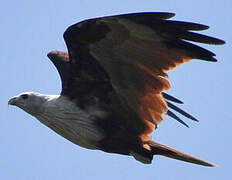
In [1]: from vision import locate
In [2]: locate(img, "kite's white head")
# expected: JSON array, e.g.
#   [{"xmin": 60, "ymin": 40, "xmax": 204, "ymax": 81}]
[{"xmin": 8, "ymin": 92, "xmax": 51, "ymax": 116}]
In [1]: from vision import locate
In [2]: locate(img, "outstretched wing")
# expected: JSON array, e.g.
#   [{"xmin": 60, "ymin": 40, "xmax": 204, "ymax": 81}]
[{"xmin": 50, "ymin": 12, "xmax": 224, "ymax": 139}]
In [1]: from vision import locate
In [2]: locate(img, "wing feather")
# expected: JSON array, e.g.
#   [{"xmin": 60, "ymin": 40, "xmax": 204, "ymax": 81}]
[
  {"xmin": 63, "ymin": 12, "xmax": 224, "ymax": 138},
  {"xmin": 167, "ymin": 110, "xmax": 189, "ymax": 128},
  {"xmin": 162, "ymin": 92, "xmax": 183, "ymax": 104},
  {"xmin": 166, "ymin": 101, "xmax": 198, "ymax": 122}
]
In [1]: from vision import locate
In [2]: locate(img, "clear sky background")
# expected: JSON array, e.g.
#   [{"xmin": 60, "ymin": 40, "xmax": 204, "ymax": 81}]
[{"xmin": 1, "ymin": 0, "xmax": 231, "ymax": 179}]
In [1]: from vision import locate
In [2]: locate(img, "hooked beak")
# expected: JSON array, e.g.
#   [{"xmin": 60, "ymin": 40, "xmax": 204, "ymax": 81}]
[{"xmin": 8, "ymin": 97, "xmax": 18, "ymax": 106}]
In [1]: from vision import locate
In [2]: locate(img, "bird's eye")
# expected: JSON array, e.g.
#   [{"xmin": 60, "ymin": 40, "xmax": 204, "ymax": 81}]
[{"xmin": 21, "ymin": 94, "xmax": 29, "ymax": 100}]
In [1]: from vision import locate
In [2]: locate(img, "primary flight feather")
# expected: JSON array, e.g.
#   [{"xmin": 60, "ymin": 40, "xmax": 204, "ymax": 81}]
[{"xmin": 8, "ymin": 12, "xmax": 225, "ymax": 166}]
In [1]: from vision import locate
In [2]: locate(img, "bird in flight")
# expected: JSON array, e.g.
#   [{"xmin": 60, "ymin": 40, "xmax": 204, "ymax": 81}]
[{"xmin": 8, "ymin": 12, "xmax": 225, "ymax": 166}]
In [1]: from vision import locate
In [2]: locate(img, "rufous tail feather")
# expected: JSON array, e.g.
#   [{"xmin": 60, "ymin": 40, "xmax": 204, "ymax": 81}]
[{"xmin": 147, "ymin": 140, "xmax": 215, "ymax": 167}]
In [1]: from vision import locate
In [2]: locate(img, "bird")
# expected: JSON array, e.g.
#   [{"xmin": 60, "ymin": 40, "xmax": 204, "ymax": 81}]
[{"xmin": 8, "ymin": 12, "xmax": 225, "ymax": 166}]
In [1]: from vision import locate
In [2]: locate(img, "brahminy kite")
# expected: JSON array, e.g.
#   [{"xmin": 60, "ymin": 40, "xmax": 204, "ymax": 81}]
[{"xmin": 8, "ymin": 12, "xmax": 225, "ymax": 166}]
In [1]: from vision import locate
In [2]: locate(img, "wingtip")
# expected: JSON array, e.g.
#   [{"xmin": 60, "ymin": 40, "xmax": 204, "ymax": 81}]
[
  {"xmin": 47, "ymin": 50, "xmax": 60, "ymax": 59},
  {"xmin": 167, "ymin": 110, "xmax": 190, "ymax": 128},
  {"xmin": 211, "ymin": 57, "xmax": 218, "ymax": 62},
  {"xmin": 158, "ymin": 12, "xmax": 175, "ymax": 19},
  {"xmin": 47, "ymin": 50, "xmax": 69, "ymax": 63},
  {"xmin": 199, "ymin": 24, "xmax": 210, "ymax": 31},
  {"xmin": 213, "ymin": 38, "xmax": 226, "ymax": 45},
  {"xmin": 187, "ymin": 114, "xmax": 199, "ymax": 122},
  {"xmin": 221, "ymin": 40, "xmax": 226, "ymax": 45},
  {"xmin": 166, "ymin": 101, "xmax": 199, "ymax": 122}
]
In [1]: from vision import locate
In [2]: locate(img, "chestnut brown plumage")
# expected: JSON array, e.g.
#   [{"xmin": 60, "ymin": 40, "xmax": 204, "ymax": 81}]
[{"xmin": 9, "ymin": 12, "xmax": 225, "ymax": 166}]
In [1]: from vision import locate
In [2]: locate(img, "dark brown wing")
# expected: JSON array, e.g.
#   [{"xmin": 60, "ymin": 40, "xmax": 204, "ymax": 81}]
[
  {"xmin": 57, "ymin": 12, "xmax": 224, "ymax": 140},
  {"xmin": 47, "ymin": 50, "xmax": 113, "ymax": 110},
  {"xmin": 47, "ymin": 51, "xmax": 70, "ymax": 90}
]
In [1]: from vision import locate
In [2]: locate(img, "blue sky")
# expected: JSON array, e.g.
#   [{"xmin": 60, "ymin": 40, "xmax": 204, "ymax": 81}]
[{"xmin": 1, "ymin": 0, "xmax": 231, "ymax": 179}]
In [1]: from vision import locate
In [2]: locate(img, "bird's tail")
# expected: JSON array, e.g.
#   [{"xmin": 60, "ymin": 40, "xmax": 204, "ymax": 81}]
[{"xmin": 147, "ymin": 140, "xmax": 215, "ymax": 167}]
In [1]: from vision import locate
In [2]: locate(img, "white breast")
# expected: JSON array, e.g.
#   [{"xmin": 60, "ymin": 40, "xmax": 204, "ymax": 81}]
[{"xmin": 35, "ymin": 95, "xmax": 106, "ymax": 150}]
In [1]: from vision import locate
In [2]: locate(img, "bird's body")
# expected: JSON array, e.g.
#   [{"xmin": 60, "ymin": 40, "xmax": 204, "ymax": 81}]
[
  {"xmin": 9, "ymin": 12, "xmax": 225, "ymax": 166},
  {"xmin": 36, "ymin": 94, "xmax": 103, "ymax": 150}
]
